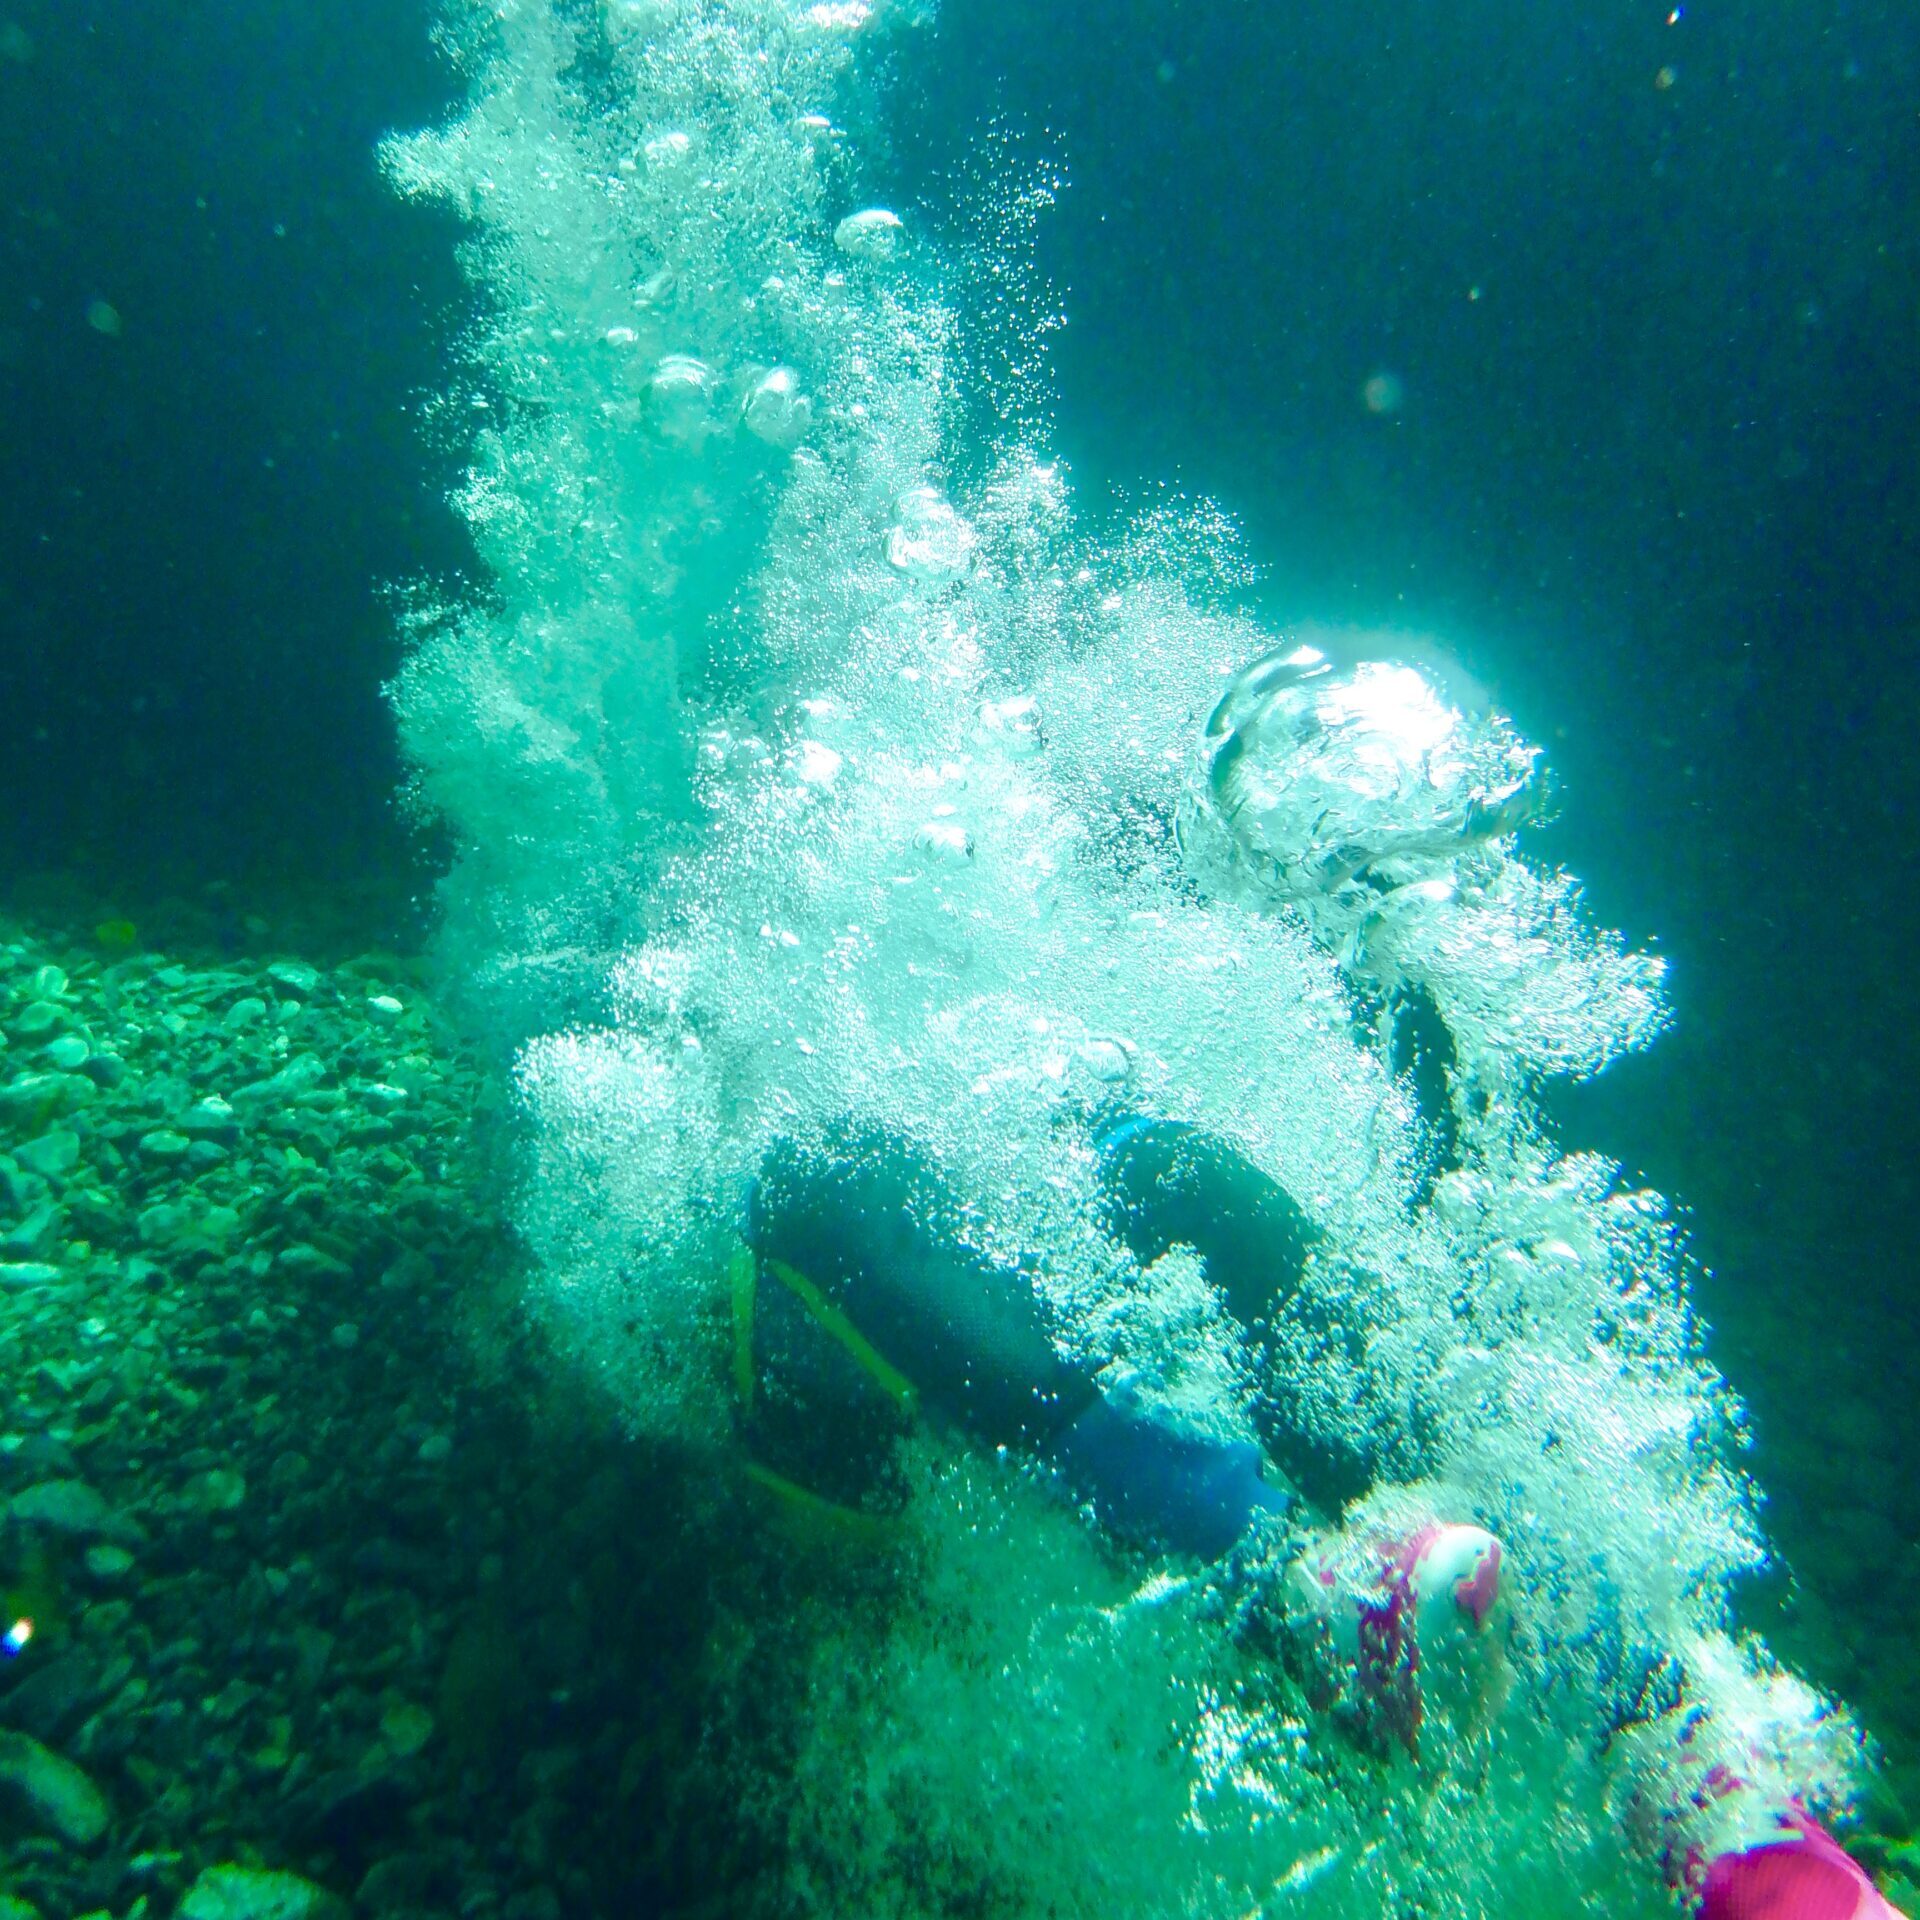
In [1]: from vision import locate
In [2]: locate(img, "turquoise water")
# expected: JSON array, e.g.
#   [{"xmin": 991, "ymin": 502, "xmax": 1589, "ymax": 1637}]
[{"xmin": 1, "ymin": 2, "xmax": 1916, "ymax": 1915}]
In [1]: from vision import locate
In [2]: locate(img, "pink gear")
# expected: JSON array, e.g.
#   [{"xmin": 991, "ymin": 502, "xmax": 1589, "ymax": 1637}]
[
  {"xmin": 1693, "ymin": 1801, "xmax": 1908, "ymax": 1920},
  {"xmin": 1289, "ymin": 1518, "xmax": 1505, "ymax": 1751}
]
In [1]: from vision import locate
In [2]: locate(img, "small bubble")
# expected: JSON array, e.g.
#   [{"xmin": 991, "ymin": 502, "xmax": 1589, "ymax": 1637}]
[
  {"xmin": 978, "ymin": 695, "xmax": 1044, "ymax": 756},
  {"xmin": 1362, "ymin": 370, "xmax": 1403, "ymax": 415},
  {"xmin": 834, "ymin": 207, "xmax": 904, "ymax": 262},
  {"xmin": 1076, "ymin": 1037, "xmax": 1135, "ymax": 1083},
  {"xmin": 793, "ymin": 738, "xmax": 844, "ymax": 788},
  {"xmin": 913, "ymin": 815, "xmax": 974, "ymax": 863},
  {"xmin": 742, "ymin": 365, "xmax": 813, "ymax": 448},
  {"xmin": 886, "ymin": 486, "xmax": 977, "ymax": 582},
  {"xmin": 647, "ymin": 353, "xmax": 718, "ymax": 444},
  {"xmin": 634, "ymin": 266, "xmax": 676, "ymax": 307}
]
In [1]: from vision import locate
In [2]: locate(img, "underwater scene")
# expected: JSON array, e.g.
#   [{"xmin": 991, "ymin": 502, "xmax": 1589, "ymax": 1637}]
[{"xmin": 2, "ymin": 1, "xmax": 1918, "ymax": 1916}]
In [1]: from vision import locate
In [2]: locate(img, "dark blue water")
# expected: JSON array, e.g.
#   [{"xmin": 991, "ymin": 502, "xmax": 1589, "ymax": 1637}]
[
  {"xmin": 0, "ymin": 0, "xmax": 467, "ymax": 899},
  {"xmin": 1, "ymin": 0, "xmax": 1915, "ymax": 1840}
]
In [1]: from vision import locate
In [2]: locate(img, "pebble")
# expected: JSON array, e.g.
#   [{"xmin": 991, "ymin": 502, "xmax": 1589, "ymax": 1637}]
[
  {"xmin": 0, "ymin": 1070, "xmax": 75, "ymax": 1117},
  {"xmin": 268, "ymin": 962, "xmax": 322, "ymax": 1000},
  {"xmin": 266, "ymin": 1449, "xmax": 310, "ymax": 1493},
  {"xmin": 26, "ymin": 964, "xmax": 68, "ymax": 999},
  {"xmin": 0, "ymin": 1160, "xmax": 40, "ymax": 1212},
  {"xmin": 42, "ymin": 1033, "xmax": 90, "ymax": 1071},
  {"xmin": 381, "ymin": 1247, "xmax": 436, "ymax": 1291},
  {"xmin": 291, "ymin": 1624, "xmax": 334, "ymax": 1688},
  {"xmin": 0, "ymin": 1202, "xmax": 60, "ymax": 1258},
  {"xmin": 380, "ymin": 1700, "xmax": 436, "ymax": 1758},
  {"xmin": 15, "ymin": 1130, "xmax": 81, "ymax": 1179},
  {"xmin": 0, "ymin": 1728, "xmax": 110, "ymax": 1847},
  {"xmin": 10, "ymin": 1478, "xmax": 137, "ymax": 1542},
  {"xmin": 13, "ymin": 1000, "xmax": 62, "ymax": 1037},
  {"xmin": 180, "ymin": 1096, "xmax": 240, "ymax": 1137},
  {"xmin": 176, "ymin": 1864, "xmax": 346, "ymax": 1920},
  {"xmin": 197, "ymin": 1203, "xmax": 242, "ymax": 1249},
  {"xmin": 137, "ymin": 1200, "xmax": 191, "ymax": 1247},
  {"xmin": 278, "ymin": 1243, "xmax": 351, "ymax": 1282},
  {"xmin": 234, "ymin": 1053, "xmax": 328, "ymax": 1106},
  {"xmin": 1, "ymin": 1432, "xmax": 78, "ymax": 1480},
  {"xmin": 11, "ymin": 1482, "xmax": 110, "ymax": 1528},
  {"xmin": 2, "ymin": 1648, "xmax": 119, "ymax": 1743},
  {"xmin": 0, "ymin": 931, "xmax": 537, "ymax": 1903},
  {"xmin": 184, "ymin": 1466, "xmax": 248, "ymax": 1513},
  {"xmin": 83, "ymin": 1541, "xmax": 135, "ymax": 1581}
]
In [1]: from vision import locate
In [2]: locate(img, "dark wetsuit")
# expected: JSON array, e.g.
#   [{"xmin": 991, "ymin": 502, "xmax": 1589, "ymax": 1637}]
[{"xmin": 742, "ymin": 1114, "xmax": 1358, "ymax": 1558}]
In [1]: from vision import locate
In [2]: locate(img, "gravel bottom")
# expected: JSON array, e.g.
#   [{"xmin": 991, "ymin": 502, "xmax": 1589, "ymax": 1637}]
[{"xmin": 0, "ymin": 910, "xmax": 788, "ymax": 1920}]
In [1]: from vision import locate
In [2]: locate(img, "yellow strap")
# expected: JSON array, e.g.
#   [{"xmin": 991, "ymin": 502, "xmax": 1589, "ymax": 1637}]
[
  {"xmin": 762, "ymin": 1257, "xmax": 919, "ymax": 1412},
  {"xmin": 742, "ymin": 1459, "xmax": 899, "ymax": 1543},
  {"xmin": 729, "ymin": 1246, "xmax": 758, "ymax": 1412},
  {"xmin": 731, "ymin": 1247, "xmax": 912, "ymax": 1548}
]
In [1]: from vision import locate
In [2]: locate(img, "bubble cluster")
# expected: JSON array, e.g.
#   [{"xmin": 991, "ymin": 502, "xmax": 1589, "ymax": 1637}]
[{"xmin": 383, "ymin": 2, "xmax": 1866, "ymax": 1914}]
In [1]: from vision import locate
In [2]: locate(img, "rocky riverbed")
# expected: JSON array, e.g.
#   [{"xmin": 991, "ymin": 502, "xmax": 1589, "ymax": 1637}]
[{"xmin": 0, "ymin": 911, "xmax": 775, "ymax": 1920}]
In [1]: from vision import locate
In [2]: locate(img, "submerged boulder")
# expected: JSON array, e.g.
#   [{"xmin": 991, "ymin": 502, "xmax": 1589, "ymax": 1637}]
[{"xmin": 176, "ymin": 1865, "xmax": 346, "ymax": 1920}]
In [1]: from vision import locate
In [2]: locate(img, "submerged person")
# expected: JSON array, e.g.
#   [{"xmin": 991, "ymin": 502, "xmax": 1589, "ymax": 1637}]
[{"xmin": 735, "ymin": 1114, "xmax": 1909, "ymax": 1920}]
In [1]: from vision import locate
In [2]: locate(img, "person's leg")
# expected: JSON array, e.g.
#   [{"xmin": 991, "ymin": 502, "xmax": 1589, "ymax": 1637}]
[
  {"xmin": 748, "ymin": 1127, "xmax": 1092, "ymax": 1452},
  {"xmin": 743, "ymin": 1126, "xmax": 1289, "ymax": 1559},
  {"xmin": 1087, "ymin": 1110, "xmax": 1908, "ymax": 1901},
  {"xmin": 1092, "ymin": 1113, "xmax": 1318, "ymax": 1334},
  {"xmin": 1092, "ymin": 1111, "xmax": 1372, "ymax": 1513}
]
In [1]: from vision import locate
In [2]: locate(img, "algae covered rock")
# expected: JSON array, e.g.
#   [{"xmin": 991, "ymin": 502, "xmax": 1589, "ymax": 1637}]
[
  {"xmin": 0, "ymin": 1728, "xmax": 109, "ymax": 1846},
  {"xmin": 176, "ymin": 1865, "xmax": 347, "ymax": 1920},
  {"xmin": 8, "ymin": 1478, "xmax": 142, "ymax": 1545}
]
